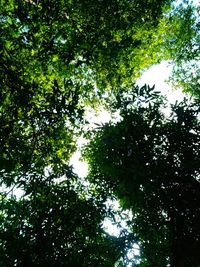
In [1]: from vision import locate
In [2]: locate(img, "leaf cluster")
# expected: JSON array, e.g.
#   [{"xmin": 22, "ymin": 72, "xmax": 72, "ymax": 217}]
[{"xmin": 84, "ymin": 85, "xmax": 200, "ymax": 266}]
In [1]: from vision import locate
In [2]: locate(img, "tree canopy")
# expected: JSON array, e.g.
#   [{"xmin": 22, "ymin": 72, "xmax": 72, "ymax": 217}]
[
  {"xmin": 0, "ymin": 0, "xmax": 200, "ymax": 266},
  {"xmin": 162, "ymin": 2, "xmax": 200, "ymax": 97},
  {"xmin": 0, "ymin": 169, "xmax": 124, "ymax": 267},
  {"xmin": 84, "ymin": 85, "xmax": 200, "ymax": 266}
]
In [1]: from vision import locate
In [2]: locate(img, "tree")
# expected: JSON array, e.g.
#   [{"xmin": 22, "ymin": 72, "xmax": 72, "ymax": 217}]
[
  {"xmin": 0, "ymin": 0, "xmax": 174, "ymax": 94},
  {"xmin": 0, "ymin": 0, "xmax": 174, "ymax": 186},
  {"xmin": 1, "ymin": 0, "xmax": 199, "ymax": 266},
  {"xmin": 161, "ymin": 2, "xmax": 200, "ymax": 98},
  {"xmin": 84, "ymin": 85, "xmax": 200, "ymax": 266},
  {"xmin": 0, "ymin": 166, "xmax": 124, "ymax": 267}
]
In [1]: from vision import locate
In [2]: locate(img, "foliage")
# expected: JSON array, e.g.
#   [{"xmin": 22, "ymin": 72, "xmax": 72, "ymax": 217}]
[
  {"xmin": 161, "ymin": 2, "xmax": 200, "ymax": 97},
  {"xmin": 0, "ymin": 167, "xmax": 124, "ymax": 267},
  {"xmin": 84, "ymin": 85, "xmax": 200, "ymax": 266},
  {"xmin": 0, "ymin": 0, "xmax": 173, "ymax": 92},
  {"xmin": 1, "ymin": 1, "xmax": 174, "ymax": 265},
  {"xmin": 1, "ymin": 0, "xmax": 200, "ymax": 266},
  {"xmin": 0, "ymin": 0, "xmax": 175, "ymax": 185}
]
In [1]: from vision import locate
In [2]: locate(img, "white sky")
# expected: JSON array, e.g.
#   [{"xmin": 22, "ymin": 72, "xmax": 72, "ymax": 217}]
[{"xmin": 136, "ymin": 61, "xmax": 185, "ymax": 104}]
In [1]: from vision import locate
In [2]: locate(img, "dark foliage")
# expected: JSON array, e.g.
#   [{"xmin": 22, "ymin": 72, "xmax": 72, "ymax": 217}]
[{"xmin": 85, "ymin": 85, "xmax": 200, "ymax": 266}]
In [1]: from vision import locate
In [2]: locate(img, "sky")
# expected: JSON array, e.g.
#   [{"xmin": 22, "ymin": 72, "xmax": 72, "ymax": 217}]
[{"xmin": 137, "ymin": 61, "xmax": 185, "ymax": 104}]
